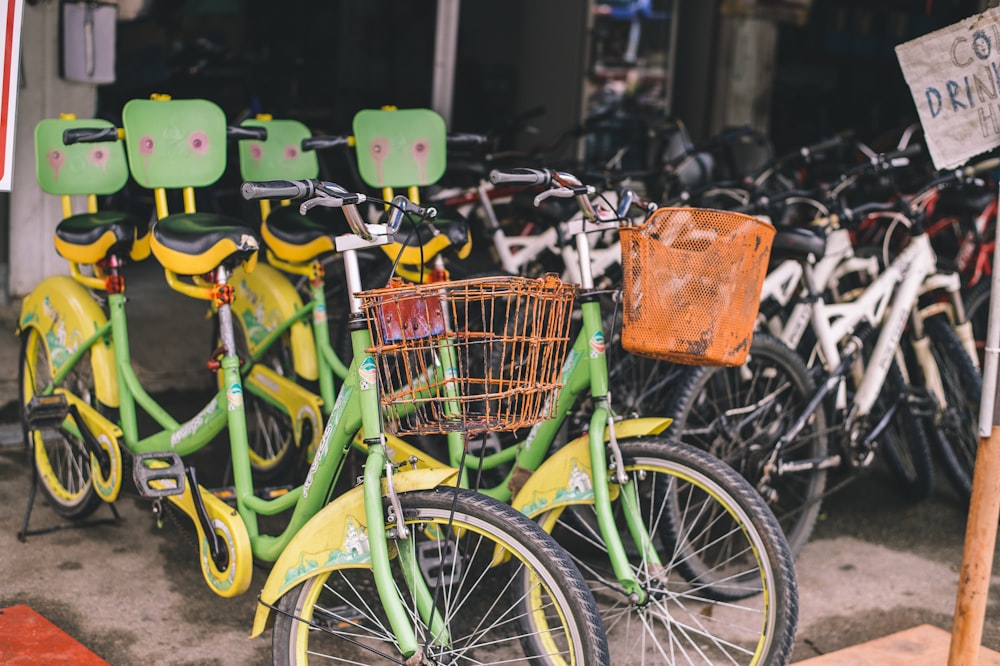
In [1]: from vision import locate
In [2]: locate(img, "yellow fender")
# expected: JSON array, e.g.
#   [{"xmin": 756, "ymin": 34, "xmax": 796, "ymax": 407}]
[
  {"xmin": 511, "ymin": 417, "xmax": 672, "ymax": 525},
  {"xmin": 231, "ymin": 263, "xmax": 319, "ymax": 383},
  {"xmin": 251, "ymin": 467, "xmax": 459, "ymax": 637},
  {"xmin": 165, "ymin": 481, "xmax": 254, "ymax": 598},
  {"xmin": 55, "ymin": 389, "xmax": 124, "ymax": 503},
  {"xmin": 18, "ymin": 275, "xmax": 119, "ymax": 407},
  {"xmin": 242, "ymin": 364, "xmax": 324, "ymax": 458}
]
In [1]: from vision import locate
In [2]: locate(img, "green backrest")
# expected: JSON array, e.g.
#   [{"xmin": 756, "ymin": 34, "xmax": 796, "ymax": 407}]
[
  {"xmin": 34, "ymin": 117, "xmax": 129, "ymax": 196},
  {"xmin": 121, "ymin": 97, "xmax": 228, "ymax": 189},
  {"xmin": 352, "ymin": 107, "xmax": 447, "ymax": 189},
  {"xmin": 238, "ymin": 118, "xmax": 318, "ymax": 182}
]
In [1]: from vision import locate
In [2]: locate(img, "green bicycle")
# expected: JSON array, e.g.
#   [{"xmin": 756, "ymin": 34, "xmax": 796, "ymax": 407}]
[
  {"xmin": 19, "ymin": 97, "xmax": 609, "ymax": 664},
  {"xmin": 244, "ymin": 165, "xmax": 801, "ymax": 664}
]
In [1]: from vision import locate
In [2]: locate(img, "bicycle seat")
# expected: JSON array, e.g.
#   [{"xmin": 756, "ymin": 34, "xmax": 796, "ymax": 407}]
[
  {"xmin": 353, "ymin": 107, "xmax": 473, "ymax": 267},
  {"xmin": 35, "ymin": 116, "xmax": 150, "ymax": 265},
  {"xmin": 121, "ymin": 97, "xmax": 259, "ymax": 277},
  {"xmin": 237, "ymin": 117, "xmax": 342, "ymax": 264},
  {"xmin": 770, "ymin": 224, "xmax": 826, "ymax": 261}
]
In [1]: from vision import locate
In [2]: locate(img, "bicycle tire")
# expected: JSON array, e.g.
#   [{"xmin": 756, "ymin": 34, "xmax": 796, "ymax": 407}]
[
  {"xmin": 856, "ymin": 324, "xmax": 935, "ymax": 501},
  {"xmin": 963, "ymin": 278, "xmax": 990, "ymax": 368},
  {"xmin": 917, "ymin": 314, "xmax": 983, "ymax": 502},
  {"xmin": 540, "ymin": 437, "xmax": 798, "ymax": 665},
  {"xmin": 229, "ymin": 318, "xmax": 301, "ymax": 480},
  {"xmin": 271, "ymin": 486, "xmax": 608, "ymax": 665},
  {"xmin": 19, "ymin": 328, "xmax": 103, "ymax": 520},
  {"xmin": 665, "ymin": 332, "xmax": 828, "ymax": 559}
]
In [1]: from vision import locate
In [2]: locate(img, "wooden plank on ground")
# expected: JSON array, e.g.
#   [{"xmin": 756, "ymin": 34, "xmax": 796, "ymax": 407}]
[{"xmin": 794, "ymin": 624, "xmax": 1000, "ymax": 665}]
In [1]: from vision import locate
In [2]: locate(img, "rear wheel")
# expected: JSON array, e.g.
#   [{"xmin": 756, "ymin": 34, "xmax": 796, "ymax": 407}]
[
  {"xmin": 19, "ymin": 328, "xmax": 103, "ymax": 520},
  {"xmin": 541, "ymin": 438, "xmax": 799, "ymax": 665},
  {"xmin": 271, "ymin": 487, "xmax": 608, "ymax": 665}
]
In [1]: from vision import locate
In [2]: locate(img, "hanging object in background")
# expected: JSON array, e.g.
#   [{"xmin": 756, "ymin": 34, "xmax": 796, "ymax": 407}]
[{"xmin": 60, "ymin": 1, "xmax": 116, "ymax": 84}]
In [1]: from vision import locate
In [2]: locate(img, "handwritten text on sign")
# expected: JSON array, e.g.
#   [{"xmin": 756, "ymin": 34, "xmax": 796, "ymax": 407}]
[{"xmin": 896, "ymin": 7, "xmax": 1000, "ymax": 170}]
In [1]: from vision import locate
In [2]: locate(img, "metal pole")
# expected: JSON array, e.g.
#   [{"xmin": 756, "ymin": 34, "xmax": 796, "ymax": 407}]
[
  {"xmin": 949, "ymin": 182, "xmax": 1000, "ymax": 665},
  {"xmin": 431, "ymin": 0, "xmax": 460, "ymax": 127}
]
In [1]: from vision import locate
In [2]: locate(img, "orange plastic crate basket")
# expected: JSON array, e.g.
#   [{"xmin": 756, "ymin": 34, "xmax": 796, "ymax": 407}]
[
  {"xmin": 358, "ymin": 274, "xmax": 576, "ymax": 436},
  {"xmin": 619, "ymin": 207, "xmax": 775, "ymax": 367}
]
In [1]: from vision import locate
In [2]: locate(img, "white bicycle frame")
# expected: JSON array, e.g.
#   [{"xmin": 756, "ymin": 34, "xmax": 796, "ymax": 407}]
[{"xmin": 765, "ymin": 216, "xmax": 970, "ymax": 422}]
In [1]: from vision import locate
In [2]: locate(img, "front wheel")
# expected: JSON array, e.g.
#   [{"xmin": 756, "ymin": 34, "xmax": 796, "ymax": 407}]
[
  {"xmin": 20, "ymin": 328, "xmax": 103, "ymax": 520},
  {"xmin": 914, "ymin": 315, "xmax": 983, "ymax": 502},
  {"xmin": 665, "ymin": 332, "xmax": 828, "ymax": 558},
  {"xmin": 541, "ymin": 437, "xmax": 799, "ymax": 666},
  {"xmin": 271, "ymin": 487, "xmax": 608, "ymax": 665}
]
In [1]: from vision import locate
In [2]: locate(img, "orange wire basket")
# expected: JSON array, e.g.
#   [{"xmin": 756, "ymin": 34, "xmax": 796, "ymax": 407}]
[
  {"xmin": 358, "ymin": 274, "xmax": 576, "ymax": 436},
  {"xmin": 619, "ymin": 207, "xmax": 775, "ymax": 367}
]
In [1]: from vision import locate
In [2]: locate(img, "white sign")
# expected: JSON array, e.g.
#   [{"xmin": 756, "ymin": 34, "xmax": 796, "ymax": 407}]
[
  {"xmin": 896, "ymin": 7, "xmax": 1000, "ymax": 170},
  {"xmin": 0, "ymin": 0, "xmax": 23, "ymax": 191}
]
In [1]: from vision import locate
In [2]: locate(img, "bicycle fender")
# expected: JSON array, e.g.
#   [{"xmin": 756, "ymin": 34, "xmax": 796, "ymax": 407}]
[
  {"xmin": 231, "ymin": 263, "xmax": 319, "ymax": 382},
  {"xmin": 57, "ymin": 389, "xmax": 124, "ymax": 503},
  {"xmin": 18, "ymin": 275, "xmax": 119, "ymax": 407},
  {"xmin": 165, "ymin": 482, "xmax": 254, "ymax": 598},
  {"xmin": 511, "ymin": 417, "xmax": 670, "ymax": 521},
  {"xmin": 251, "ymin": 467, "xmax": 460, "ymax": 637},
  {"xmin": 243, "ymin": 364, "xmax": 323, "ymax": 456}
]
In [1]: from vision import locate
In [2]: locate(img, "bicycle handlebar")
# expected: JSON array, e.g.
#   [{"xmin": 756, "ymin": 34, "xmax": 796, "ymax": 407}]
[
  {"xmin": 227, "ymin": 125, "xmax": 267, "ymax": 141},
  {"xmin": 301, "ymin": 135, "xmax": 352, "ymax": 152},
  {"xmin": 489, "ymin": 168, "xmax": 552, "ymax": 186},
  {"xmin": 241, "ymin": 179, "xmax": 315, "ymax": 200},
  {"xmin": 447, "ymin": 133, "xmax": 490, "ymax": 148},
  {"xmin": 62, "ymin": 127, "xmax": 120, "ymax": 144}
]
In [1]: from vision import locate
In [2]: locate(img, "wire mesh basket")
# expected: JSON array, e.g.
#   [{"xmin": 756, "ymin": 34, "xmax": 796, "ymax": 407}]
[
  {"xmin": 358, "ymin": 274, "xmax": 577, "ymax": 436},
  {"xmin": 619, "ymin": 207, "xmax": 775, "ymax": 367}
]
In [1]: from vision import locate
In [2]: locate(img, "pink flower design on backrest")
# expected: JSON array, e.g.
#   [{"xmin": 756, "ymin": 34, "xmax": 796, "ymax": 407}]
[
  {"xmin": 284, "ymin": 145, "xmax": 299, "ymax": 160},
  {"xmin": 90, "ymin": 147, "xmax": 109, "ymax": 172},
  {"xmin": 139, "ymin": 135, "xmax": 155, "ymax": 155},
  {"xmin": 412, "ymin": 138, "xmax": 429, "ymax": 184},
  {"xmin": 48, "ymin": 149, "xmax": 66, "ymax": 182},
  {"xmin": 250, "ymin": 143, "xmax": 263, "ymax": 160},
  {"xmin": 189, "ymin": 131, "xmax": 209, "ymax": 154},
  {"xmin": 369, "ymin": 137, "xmax": 390, "ymax": 185}
]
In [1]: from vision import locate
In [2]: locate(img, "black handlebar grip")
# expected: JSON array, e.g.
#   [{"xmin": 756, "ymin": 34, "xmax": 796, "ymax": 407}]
[
  {"xmin": 489, "ymin": 168, "xmax": 550, "ymax": 185},
  {"xmin": 447, "ymin": 133, "xmax": 489, "ymax": 147},
  {"xmin": 969, "ymin": 156, "xmax": 1000, "ymax": 175},
  {"xmin": 241, "ymin": 180, "xmax": 313, "ymax": 201},
  {"xmin": 803, "ymin": 135, "xmax": 844, "ymax": 156},
  {"xmin": 301, "ymin": 135, "xmax": 351, "ymax": 151},
  {"xmin": 62, "ymin": 127, "xmax": 119, "ymax": 145},
  {"xmin": 228, "ymin": 126, "xmax": 268, "ymax": 141}
]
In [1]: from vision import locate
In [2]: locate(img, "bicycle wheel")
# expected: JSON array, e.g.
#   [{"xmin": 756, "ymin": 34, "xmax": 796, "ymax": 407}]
[
  {"xmin": 19, "ymin": 328, "xmax": 103, "ymax": 520},
  {"xmin": 229, "ymin": 316, "xmax": 301, "ymax": 480},
  {"xmin": 855, "ymin": 324, "xmax": 935, "ymax": 501},
  {"xmin": 915, "ymin": 314, "xmax": 983, "ymax": 502},
  {"xmin": 666, "ymin": 332, "xmax": 828, "ymax": 558},
  {"xmin": 963, "ymin": 278, "xmax": 989, "ymax": 368},
  {"xmin": 271, "ymin": 486, "xmax": 608, "ymax": 665},
  {"xmin": 540, "ymin": 437, "xmax": 798, "ymax": 665}
]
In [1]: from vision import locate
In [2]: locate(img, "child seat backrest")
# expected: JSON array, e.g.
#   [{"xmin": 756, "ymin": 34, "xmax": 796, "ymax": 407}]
[
  {"xmin": 237, "ymin": 117, "xmax": 318, "ymax": 182},
  {"xmin": 34, "ymin": 116, "xmax": 129, "ymax": 196},
  {"xmin": 352, "ymin": 107, "xmax": 447, "ymax": 189},
  {"xmin": 121, "ymin": 97, "xmax": 228, "ymax": 190}
]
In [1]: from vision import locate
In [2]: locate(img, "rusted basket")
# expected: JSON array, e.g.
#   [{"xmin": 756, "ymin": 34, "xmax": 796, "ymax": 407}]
[
  {"xmin": 619, "ymin": 207, "xmax": 775, "ymax": 367},
  {"xmin": 358, "ymin": 274, "xmax": 576, "ymax": 436}
]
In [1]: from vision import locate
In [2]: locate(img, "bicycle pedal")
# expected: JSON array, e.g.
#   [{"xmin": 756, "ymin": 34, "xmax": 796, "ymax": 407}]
[
  {"xmin": 24, "ymin": 394, "xmax": 70, "ymax": 430},
  {"xmin": 416, "ymin": 539, "xmax": 462, "ymax": 587},
  {"xmin": 132, "ymin": 451, "xmax": 186, "ymax": 498}
]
